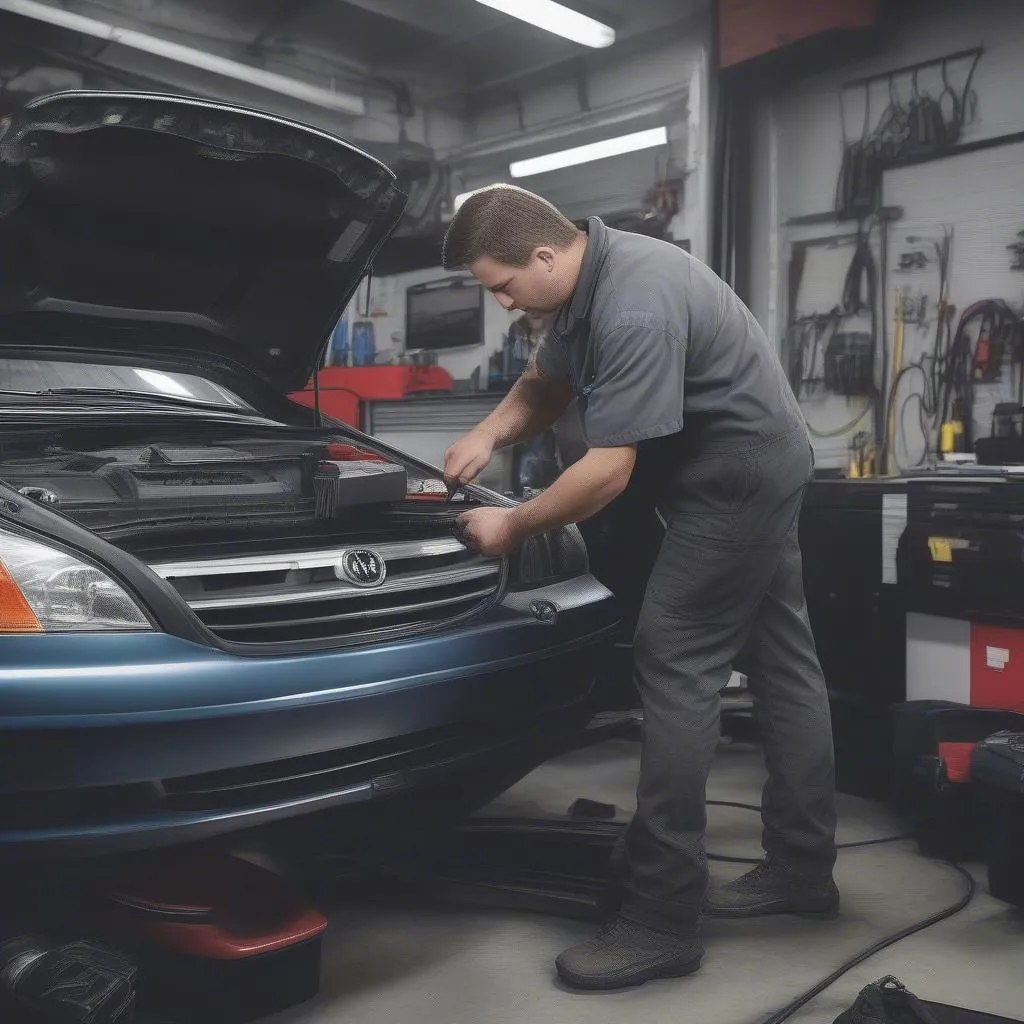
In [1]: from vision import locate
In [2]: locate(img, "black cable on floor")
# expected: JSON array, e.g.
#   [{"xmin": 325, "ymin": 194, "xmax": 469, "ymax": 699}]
[
  {"xmin": 705, "ymin": 800, "xmax": 915, "ymax": 864},
  {"xmin": 706, "ymin": 798, "xmax": 767, "ymax": 863},
  {"xmin": 838, "ymin": 833, "xmax": 916, "ymax": 850},
  {"xmin": 707, "ymin": 800, "xmax": 763, "ymax": 813},
  {"xmin": 761, "ymin": 862, "xmax": 976, "ymax": 1024},
  {"xmin": 703, "ymin": 800, "xmax": 975, "ymax": 1024}
]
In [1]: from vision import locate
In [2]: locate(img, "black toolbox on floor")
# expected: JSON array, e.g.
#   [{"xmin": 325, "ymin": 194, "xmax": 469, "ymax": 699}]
[
  {"xmin": 972, "ymin": 731, "xmax": 1024, "ymax": 908},
  {"xmin": 891, "ymin": 701, "xmax": 1024, "ymax": 859}
]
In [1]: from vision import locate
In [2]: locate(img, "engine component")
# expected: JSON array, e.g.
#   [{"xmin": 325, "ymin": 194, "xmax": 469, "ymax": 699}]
[
  {"xmin": 313, "ymin": 459, "xmax": 407, "ymax": 518},
  {"xmin": 0, "ymin": 435, "xmax": 414, "ymax": 532},
  {"xmin": 3, "ymin": 443, "xmax": 306, "ymax": 525}
]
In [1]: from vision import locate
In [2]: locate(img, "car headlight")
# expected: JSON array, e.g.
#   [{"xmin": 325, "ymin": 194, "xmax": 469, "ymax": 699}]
[
  {"xmin": 506, "ymin": 524, "xmax": 590, "ymax": 592},
  {"xmin": 0, "ymin": 529, "xmax": 152, "ymax": 634}
]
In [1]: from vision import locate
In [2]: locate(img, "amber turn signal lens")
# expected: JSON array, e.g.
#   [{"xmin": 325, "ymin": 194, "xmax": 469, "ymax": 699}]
[{"xmin": 0, "ymin": 560, "xmax": 43, "ymax": 634}]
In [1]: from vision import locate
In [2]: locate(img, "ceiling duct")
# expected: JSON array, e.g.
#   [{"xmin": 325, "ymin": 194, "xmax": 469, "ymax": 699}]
[{"xmin": 0, "ymin": 0, "xmax": 366, "ymax": 114}]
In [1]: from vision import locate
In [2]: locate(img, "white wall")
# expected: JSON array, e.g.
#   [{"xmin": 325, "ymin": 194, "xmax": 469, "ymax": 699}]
[
  {"xmin": 466, "ymin": 34, "xmax": 702, "ymax": 145},
  {"xmin": 450, "ymin": 23, "xmax": 712, "ymax": 260},
  {"xmin": 748, "ymin": 0, "xmax": 1024, "ymax": 466}
]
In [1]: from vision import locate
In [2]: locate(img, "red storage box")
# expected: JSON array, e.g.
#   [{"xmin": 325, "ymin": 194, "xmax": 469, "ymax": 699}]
[{"xmin": 107, "ymin": 853, "xmax": 327, "ymax": 1023}]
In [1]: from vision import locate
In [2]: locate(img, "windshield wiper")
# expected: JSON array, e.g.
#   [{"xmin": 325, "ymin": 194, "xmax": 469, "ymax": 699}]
[{"xmin": 0, "ymin": 387, "xmax": 244, "ymax": 411}]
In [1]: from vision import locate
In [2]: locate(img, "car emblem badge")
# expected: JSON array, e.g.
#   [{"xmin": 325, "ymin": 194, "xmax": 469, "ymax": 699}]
[{"xmin": 337, "ymin": 549, "xmax": 387, "ymax": 588}]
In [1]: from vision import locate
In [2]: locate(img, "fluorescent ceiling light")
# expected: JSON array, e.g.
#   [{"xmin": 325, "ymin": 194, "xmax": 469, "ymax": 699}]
[
  {"xmin": 473, "ymin": 0, "xmax": 615, "ymax": 48},
  {"xmin": 510, "ymin": 126, "xmax": 668, "ymax": 178},
  {"xmin": 0, "ymin": 0, "xmax": 365, "ymax": 115}
]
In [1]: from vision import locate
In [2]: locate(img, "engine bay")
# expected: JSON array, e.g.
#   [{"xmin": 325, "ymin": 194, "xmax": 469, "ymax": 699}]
[{"xmin": 0, "ymin": 423, "xmax": 460, "ymax": 543}]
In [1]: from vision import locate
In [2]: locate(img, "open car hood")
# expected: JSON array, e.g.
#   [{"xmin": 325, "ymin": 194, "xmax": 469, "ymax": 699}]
[{"xmin": 0, "ymin": 91, "xmax": 407, "ymax": 391}]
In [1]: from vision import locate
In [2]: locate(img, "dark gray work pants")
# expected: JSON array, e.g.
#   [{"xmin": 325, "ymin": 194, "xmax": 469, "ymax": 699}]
[{"xmin": 620, "ymin": 426, "xmax": 838, "ymax": 934}]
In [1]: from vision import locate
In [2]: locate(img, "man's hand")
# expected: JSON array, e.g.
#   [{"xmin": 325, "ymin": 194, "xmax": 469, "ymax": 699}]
[
  {"xmin": 443, "ymin": 430, "xmax": 495, "ymax": 488},
  {"xmin": 456, "ymin": 507, "xmax": 522, "ymax": 557},
  {"xmin": 455, "ymin": 446, "xmax": 636, "ymax": 558}
]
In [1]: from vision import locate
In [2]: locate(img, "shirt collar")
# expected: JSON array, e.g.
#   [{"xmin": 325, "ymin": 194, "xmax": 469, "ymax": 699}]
[{"xmin": 553, "ymin": 216, "xmax": 609, "ymax": 340}]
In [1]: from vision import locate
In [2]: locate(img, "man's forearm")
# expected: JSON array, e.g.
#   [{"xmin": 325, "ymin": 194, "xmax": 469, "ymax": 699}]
[
  {"xmin": 508, "ymin": 446, "xmax": 635, "ymax": 538},
  {"xmin": 476, "ymin": 366, "xmax": 571, "ymax": 449}
]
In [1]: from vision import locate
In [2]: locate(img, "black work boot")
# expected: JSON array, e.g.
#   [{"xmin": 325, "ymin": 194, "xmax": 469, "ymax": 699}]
[
  {"xmin": 555, "ymin": 916, "xmax": 703, "ymax": 991},
  {"xmin": 703, "ymin": 860, "xmax": 839, "ymax": 919}
]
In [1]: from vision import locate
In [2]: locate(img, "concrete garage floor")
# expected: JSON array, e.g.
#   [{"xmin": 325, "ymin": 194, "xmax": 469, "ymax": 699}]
[{"xmin": 271, "ymin": 737, "xmax": 1023, "ymax": 1024}]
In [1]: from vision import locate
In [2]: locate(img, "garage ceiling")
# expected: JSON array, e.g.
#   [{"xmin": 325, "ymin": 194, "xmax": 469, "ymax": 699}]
[
  {"xmin": 0, "ymin": 0, "xmax": 707, "ymax": 271},
  {"xmin": 0, "ymin": 0, "xmax": 707, "ymax": 116}
]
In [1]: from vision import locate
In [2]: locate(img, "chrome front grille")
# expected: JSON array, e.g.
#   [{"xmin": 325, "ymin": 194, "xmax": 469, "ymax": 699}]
[{"xmin": 150, "ymin": 537, "xmax": 503, "ymax": 645}]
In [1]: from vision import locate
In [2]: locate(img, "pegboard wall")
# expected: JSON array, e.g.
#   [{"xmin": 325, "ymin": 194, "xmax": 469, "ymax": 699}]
[
  {"xmin": 781, "ymin": 223, "xmax": 885, "ymax": 465},
  {"xmin": 748, "ymin": 1, "xmax": 1024, "ymax": 469},
  {"xmin": 780, "ymin": 139, "xmax": 1024, "ymax": 470},
  {"xmin": 882, "ymin": 140, "xmax": 1024, "ymax": 469}
]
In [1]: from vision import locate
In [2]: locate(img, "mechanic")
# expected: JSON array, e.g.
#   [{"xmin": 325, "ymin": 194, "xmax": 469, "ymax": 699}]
[{"xmin": 441, "ymin": 185, "xmax": 838, "ymax": 992}]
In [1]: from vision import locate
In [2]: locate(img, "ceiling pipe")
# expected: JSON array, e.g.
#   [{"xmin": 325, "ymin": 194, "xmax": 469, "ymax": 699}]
[{"xmin": 0, "ymin": 0, "xmax": 366, "ymax": 116}]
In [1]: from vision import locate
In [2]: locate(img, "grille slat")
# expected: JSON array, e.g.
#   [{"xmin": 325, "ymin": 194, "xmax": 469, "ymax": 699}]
[
  {"xmin": 150, "ymin": 537, "xmax": 502, "ymax": 647},
  {"xmin": 205, "ymin": 584, "xmax": 498, "ymax": 631},
  {"xmin": 149, "ymin": 537, "xmax": 467, "ymax": 578},
  {"xmin": 183, "ymin": 561, "xmax": 500, "ymax": 610}
]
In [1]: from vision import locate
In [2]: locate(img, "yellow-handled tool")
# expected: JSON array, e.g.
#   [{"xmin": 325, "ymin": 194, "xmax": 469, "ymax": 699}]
[{"xmin": 887, "ymin": 291, "xmax": 905, "ymax": 475}]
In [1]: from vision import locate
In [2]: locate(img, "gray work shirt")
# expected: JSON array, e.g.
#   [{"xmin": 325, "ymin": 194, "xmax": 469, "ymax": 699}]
[{"xmin": 535, "ymin": 218, "xmax": 807, "ymax": 495}]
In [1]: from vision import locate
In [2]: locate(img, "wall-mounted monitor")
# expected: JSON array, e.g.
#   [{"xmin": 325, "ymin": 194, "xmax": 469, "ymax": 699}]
[{"xmin": 406, "ymin": 276, "xmax": 484, "ymax": 351}]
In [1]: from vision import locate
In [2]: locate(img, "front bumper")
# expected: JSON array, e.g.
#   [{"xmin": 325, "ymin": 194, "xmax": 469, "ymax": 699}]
[{"xmin": 0, "ymin": 577, "xmax": 618, "ymax": 856}]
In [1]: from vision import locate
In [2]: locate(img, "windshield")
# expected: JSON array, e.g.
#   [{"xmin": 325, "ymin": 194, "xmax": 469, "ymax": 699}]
[{"xmin": 0, "ymin": 359, "xmax": 252, "ymax": 410}]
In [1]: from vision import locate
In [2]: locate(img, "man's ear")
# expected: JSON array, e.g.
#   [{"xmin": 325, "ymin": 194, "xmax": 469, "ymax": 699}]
[{"xmin": 534, "ymin": 246, "xmax": 557, "ymax": 270}]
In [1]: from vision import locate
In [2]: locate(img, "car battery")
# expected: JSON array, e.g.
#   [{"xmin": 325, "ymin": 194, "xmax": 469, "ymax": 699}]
[
  {"xmin": 972, "ymin": 731, "xmax": 1024, "ymax": 908},
  {"xmin": 106, "ymin": 853, "xmax": 327, "ymax": 1024},
  {"xmin": 891, "ymin": 701, "xmax": 1024, "ymax": 859}
]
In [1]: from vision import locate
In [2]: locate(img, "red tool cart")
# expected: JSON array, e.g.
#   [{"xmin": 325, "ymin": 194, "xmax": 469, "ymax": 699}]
[{"xmin": 289, "ymin": 365, "xmax": 454, "ymax": 430}]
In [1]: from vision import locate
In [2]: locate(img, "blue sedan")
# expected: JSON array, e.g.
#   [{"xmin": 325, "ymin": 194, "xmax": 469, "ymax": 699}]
[{"xmin": 0, "ymin": 90, "xmax": 619, "ymax": 857}]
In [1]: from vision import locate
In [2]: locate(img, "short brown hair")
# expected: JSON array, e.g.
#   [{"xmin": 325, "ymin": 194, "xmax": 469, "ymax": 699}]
[{"xmin": 442, "ymin": 184, "xmax": 580, "ymax": 270}]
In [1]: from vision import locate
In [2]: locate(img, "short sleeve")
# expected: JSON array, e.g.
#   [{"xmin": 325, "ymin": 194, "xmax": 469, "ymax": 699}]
[
  {"xmin": 533, "ymin": 334, "xmax": 570, "ymax": 381},
  {"xmin": 582, "ymin": 318, "xmax": 686, "ymax": 447}
]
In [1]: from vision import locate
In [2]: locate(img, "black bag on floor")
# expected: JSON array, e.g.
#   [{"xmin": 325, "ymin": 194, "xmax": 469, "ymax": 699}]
[
  {"xmin": 835, "ymin": 977, "xmax": 1023, "ymax": 1024},
  {"xmin": 835, "ymin": 976, "xmax": 940, "ymax": 1024},
  {"xmin": 0, "ymin": 936, "xmax": 136, "ymax": 1024}
]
